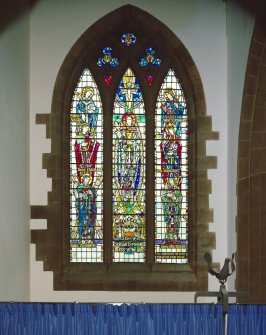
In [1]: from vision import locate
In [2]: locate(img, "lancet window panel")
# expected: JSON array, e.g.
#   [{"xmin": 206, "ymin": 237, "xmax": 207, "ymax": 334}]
[
  {"xmin": 155, "ymin": 69, "xmax": 188, "ymax": 264},
  {"xmin": 70, "ymin": 69, "xmax": 104, "ymax": 263},
  {"xmin": 112, "ymin": 68, "xmax": 146, "ymax": 263}
]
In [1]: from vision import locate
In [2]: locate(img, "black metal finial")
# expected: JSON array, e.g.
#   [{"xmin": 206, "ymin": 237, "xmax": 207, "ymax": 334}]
[{"xmin": 204, "ymin": 252, "xmax": 235, "ymax": 284}]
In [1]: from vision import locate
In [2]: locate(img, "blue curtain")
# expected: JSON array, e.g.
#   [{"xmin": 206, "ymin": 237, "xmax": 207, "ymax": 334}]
[
  {"xmin": 0, "ymin": 303, "xmax": 223, "ymax": 335},
  {"xmin": 227, "ymin": 305, "xmax": 266, "ymax": 335}
]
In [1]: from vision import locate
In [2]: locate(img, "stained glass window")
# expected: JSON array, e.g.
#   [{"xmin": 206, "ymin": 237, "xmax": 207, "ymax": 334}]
[
  {"xmin": 121, "ymin": 33, "xmax": 137, "ymax": 47},
  {"xmin": 97, "ymin": 47, "xmax": 119, "ymax": 67},
  {"xmin": 155, "ymin": 69, "xmax": 188, "ymax": 264},
  {"xmin": 32, "ymin": 5, "xmax": 214, "ymax": 291},
  {"xmin": 139, "ymin": 48, "xmax": 162, "ymax": 67},
  {"xmin": 69, "ymin": 68, "xmax": 188, "ymax": 264},
  {"xmin": 146, "ymin": 75, "xmax": 155, "ymax": 86},
  {"xmin": 103, "ymin": 75, "xmax": 112, "ymax": 86},
  {"xmin": 112, "ymin": 68, "xmax": 146, "ymax": 262},
  {"xmin": 70, "ymin": 69, "xmax": 104, "ymax": 263}
]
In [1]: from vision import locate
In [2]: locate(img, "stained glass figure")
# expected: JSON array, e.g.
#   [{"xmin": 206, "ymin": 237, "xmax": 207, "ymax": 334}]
[
  {"xmin": 155, "ymin": 69, "xmax": 188, "ymax": 264},
  {"xmin": 112, "ymin": 68, "xmax": 146, "ymax": 262},
  {"xmin": 70, "ymin": 69, "xmax": 104, "ymax": 263},
  {"xmin": 97, "ymin": 47, "xmax": 119, "ymax": 67},
  {"xmin": 104, "ymin": 75, "xmax": 112, "ymax": 86},
  {"xmin": 121, "ymin": 33, "xmax": 137, "ymax": 47},
  {"xmin": 146, "ymin": 75, "xmax": 155, "ymax": 86},
  {"xmin": 139, "ymin": 48, "xmax": 162, "ymax": 67}
]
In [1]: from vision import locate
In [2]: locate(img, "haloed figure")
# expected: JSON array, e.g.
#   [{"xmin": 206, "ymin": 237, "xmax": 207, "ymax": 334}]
[
  {"xmin": 160, "ymin": 89, "xmax": 184, "ymax": 243},
  {"xmin": 116, "ymin": 112, "xmax": 142, "ymax": 199}
]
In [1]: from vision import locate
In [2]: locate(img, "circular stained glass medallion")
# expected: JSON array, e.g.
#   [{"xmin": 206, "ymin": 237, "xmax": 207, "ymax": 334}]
[{"xmin": 121, "ymin": 33, "xmax": 137, "ymax": 47}]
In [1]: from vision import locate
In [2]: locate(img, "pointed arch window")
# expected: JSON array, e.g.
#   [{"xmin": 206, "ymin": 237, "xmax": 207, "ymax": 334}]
[
  {"xmin": 69, "ymin": 66, "xmax": 189, "ymax": 265},
  {"xmin": 31, "ymin": 5, "xmax": 217, "ymax": 291}
]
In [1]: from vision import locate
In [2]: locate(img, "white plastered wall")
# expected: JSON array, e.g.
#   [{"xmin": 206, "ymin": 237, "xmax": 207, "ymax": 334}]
[
  {"xmin": 29, "ymin": 0, "xmax": 254, "ymax": 302},
  {"xmin": 0, "ymin": 9, "xmax": 30, "ymax": 300}
]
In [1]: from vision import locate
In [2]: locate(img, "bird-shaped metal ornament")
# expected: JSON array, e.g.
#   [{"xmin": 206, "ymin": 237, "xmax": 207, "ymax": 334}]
[{"xmin": 204, "ymin": 252, "xmax": 235, "ymax": 284}]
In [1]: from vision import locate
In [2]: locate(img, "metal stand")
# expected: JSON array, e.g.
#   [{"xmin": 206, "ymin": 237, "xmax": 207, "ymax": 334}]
[{"xmin": 195, "ymin": 284, "xmax": 249, "ymax": 333}]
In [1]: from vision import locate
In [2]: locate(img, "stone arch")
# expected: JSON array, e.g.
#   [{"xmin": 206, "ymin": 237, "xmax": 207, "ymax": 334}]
[
  {"xmin": 237, "ymin": 20, "xmax": 266, "ymax": 303},
  {"xmin": 31, "ymin": 4, "xmax": 218, "ymax": 290}
]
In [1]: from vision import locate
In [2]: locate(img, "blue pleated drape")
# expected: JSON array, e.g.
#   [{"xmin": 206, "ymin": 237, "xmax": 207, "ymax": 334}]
[
  {"xmin": 227, "ymin": 305, "xmax": 266, "ymax": 335},
  {"xmin": 0, "ymin": 303, "xmax": 223, "ymax": 335}
]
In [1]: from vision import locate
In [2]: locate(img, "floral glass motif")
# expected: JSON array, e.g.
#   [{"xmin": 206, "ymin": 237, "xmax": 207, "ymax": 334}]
[
  {"xmin": 155, "ymin": 69, "xmax": 188, "ymax": 264},
  {"xmin": 121, "ymin": 33, "xmax": 137, "ymax": 47},
  {"xmin": 139, "ymin": 48, "xmax": 162, "ymax": 67},
  {"xmin": 97, "ymin": 47, "xmax": 119, "ymax": 67},
  {"xmin": 112, "ymin": 68, "xmax": 146, "ymax": 262},
  {"xmin": 70, "ymin": 69, "xmax": 104, "ymax": 263},
  {"xmin": 146, "ymin": 75, "xmax": 155, "ymax": 86},
  {"xmin": 103, "ymin": 75, "xmax": 112, "ymax": 87}
]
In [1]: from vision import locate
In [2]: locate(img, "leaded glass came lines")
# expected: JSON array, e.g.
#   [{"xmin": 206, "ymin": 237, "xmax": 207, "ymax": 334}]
[
  {"xmin": 32, "ymin": 5, "xmax": 214, "ymax": 291},
  {"xmin": 121, "ymin": 33, "xmax": 137, "ymax": 47},
  {"xmin": 112, "ymin": 68, "xmax": 146, "ymax": 262},
  {"xmin": 69, "ymin": 67, "xmax": 188, "ymax": 264},
  {"xmin": 70, "ymin": 69, "xmax": 104, "ymax": 263},
  {"xmin": 155, "ymin": 69, "xmax": 188, "ymax": 264}
]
